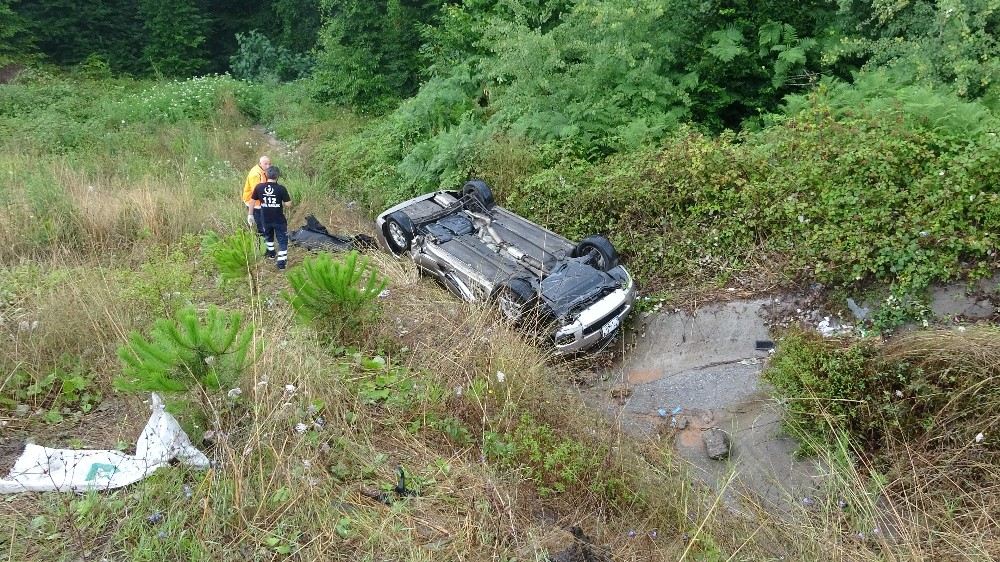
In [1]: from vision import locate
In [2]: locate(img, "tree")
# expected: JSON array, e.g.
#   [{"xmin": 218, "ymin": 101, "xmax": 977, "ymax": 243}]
[
  {"xmin": 11, "ymin": 0, "xmax": 145, "ymax": 74},
  {"xmin": 312, "ymin": 0, "xmax": 444, "ymax": 111},
  {"xmin": 0, "ymin": 0, "xmax": 37, "ymax": 63},
  {"xmin": 833, "ymin": 0, "xmax": 1000, "ymax": 99},
  {"xmin": 139, "ymin": 0, "xmax": 211, "ymax": 77},
  {"xmin": 271, "ymin": 0, "xmax": 323, "ymax": 54}
]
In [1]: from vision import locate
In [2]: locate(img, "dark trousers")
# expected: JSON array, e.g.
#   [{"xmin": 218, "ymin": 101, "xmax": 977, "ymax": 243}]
[
  {"xmin": 263, "ymin": 221, "xmax": 288, "ymax": 263},
  {"xmin": 252, "ymin": 207, "xmax": 265, "ymax": 237}
]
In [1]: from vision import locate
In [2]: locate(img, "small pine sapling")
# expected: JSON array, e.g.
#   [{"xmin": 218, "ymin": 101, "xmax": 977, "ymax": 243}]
[
  {"xmin": 115, "ymin": 306, "xmax": 259, "ymax": 397},
  {"xmin": 285, "ymin": 251, "xmax": 387, "ymax": 342},
  {"xmin": 205, "ymin": 229, "xmax": 263, "ymax": 290}
]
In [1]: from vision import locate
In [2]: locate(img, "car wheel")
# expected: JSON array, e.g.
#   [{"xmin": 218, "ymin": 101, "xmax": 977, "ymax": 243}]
[
  {"xmin": 496, "ymin": 278, "xmax": 536, "ymax": 322},
  {"xmin": 462, "ymin": 180, "xmax": 495, "ymax": 210},
  {"xmin": 383, "ymin": 212, "xmax": 415, "ymax": 255},
  {"xmin": 571, "ymin": 235, "xmax": 620, "ymax": 271}
]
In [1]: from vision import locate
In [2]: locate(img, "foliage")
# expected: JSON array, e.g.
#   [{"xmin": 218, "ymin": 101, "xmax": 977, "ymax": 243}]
[
  {"xmin": 270, "ymin": 0, "xmax": 323, "ymax": 54},
  {"xmin": 486, "ymin": 414, "xmax": 605, "ymax": 497},
  {"xmin": 831, "ymin": 0, "xmax": 1000, "ymax": 99},
  {"xmin": 0, "ymin": 0, "xmax": 36, "ymax": 63},
  {"xmin": 285, "ymin": 251, "xmax": 388, "ymax": 341},
  {"xmin": 108, "ymin": 74, "xmax": 254, "ymax": 124},
  {"xmin": 311, "ymin": 0, "xmax": 444, "ymax": 112},
  {"xmin": 139, "ymin": 0, "xmax": 211, "ymax": 77},
  {"xmin": 11, "ymin": 0, "xmax": 145, "ymax": 74},
  {"xmin": 115, "ymin": 306, "xmax": 258, "ymax": 394},
  {"xmin": 764, "ymin": 331, "xmax": 883, "ymax": 455},
  {"xmin": 325, "ymin": 83, "xmax": 1000, "ymax": 297},
  {"xmin": 764, "ymin": 328, "xmax": 1000, "ymax": 460},
  {"xmin": 230, "ymin": 31, "xmax": 313, "ymax": 83},
  {"xmin": 0, "ymin": 358, "xmax": 101, "ymax": 423},
  {"xmin": 203, "ymin": 229, "xmax": 263, "ymax": 285}
]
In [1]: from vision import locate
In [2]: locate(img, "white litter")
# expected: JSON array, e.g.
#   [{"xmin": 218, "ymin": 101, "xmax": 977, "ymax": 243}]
[
  {"xmin": 817, "ymin": 317, "xmax": 853, "ymax": 337},
  {"xmin": 0, "ymin": 394, "xmax": 209, "ymax": 494}
]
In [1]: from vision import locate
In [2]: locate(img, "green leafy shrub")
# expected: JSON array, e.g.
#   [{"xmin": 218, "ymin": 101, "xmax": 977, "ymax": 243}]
[
  {"xmin": 230, "ymin": 31, "xmax": 313, "ymax": 83},
  {"xmin": 285, "ymin": 251, "xmax": 387, "ymax": 342},
  {"xmin": 764, "ymin": 328, "xmax": 1000, "ymax": 458},
  {"xmin": 108, "ymin": 74, "xmax": 252, "ymax": 124},
  {"xmin": 115, "ymin": 306, "xmax": 258, "ymax": 394},
  {"xmin": 486, "ymin": 413, "xmax": 603, "ymax": 497},
  {"xmin": 0, "ymin": 357, "xmax": 101, "ymax": 423}
]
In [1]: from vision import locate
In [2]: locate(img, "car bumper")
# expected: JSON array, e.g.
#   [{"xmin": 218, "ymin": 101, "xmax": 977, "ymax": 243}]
[{"xmin": 552, "ymin": 280, "xmax": 637, "ymax": 353}]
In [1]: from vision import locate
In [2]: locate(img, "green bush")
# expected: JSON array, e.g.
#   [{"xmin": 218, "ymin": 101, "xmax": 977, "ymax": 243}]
[
  {"xmin": 115, "ymin": 306, "xmax": 258, "ymax": 395},
  {"xmin": 483, "ymin": 413, "xmax": 637, "ymax": 506},
  {"xmin": 229, "ymin": 31, "xmax": 313, "ymax": 83},
  {"xmin": 764, "ymin": 329, "xmax": 1000, "ymax": 458},
  {"xmin": 108, "ymin": 74, "xmax": 251, "ymax": 124},
  {"xmin": 285, "ymin": 251, "xmax": 387, "ymax": 342}
]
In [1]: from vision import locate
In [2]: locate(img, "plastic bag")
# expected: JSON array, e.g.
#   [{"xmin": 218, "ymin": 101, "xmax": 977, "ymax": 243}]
[{"xmin": 0, "ymin": 394, "xmax": 209, "ymax": 494}]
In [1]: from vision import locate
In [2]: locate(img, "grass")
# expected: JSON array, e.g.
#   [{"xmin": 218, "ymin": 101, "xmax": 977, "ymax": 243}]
[{"xmin": 1, "ymin": 72, "xmax": 998, "ymax": 561}]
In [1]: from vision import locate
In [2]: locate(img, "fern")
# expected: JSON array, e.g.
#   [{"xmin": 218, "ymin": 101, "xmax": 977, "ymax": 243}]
[
  {"xmin": 285, "ymin": 251, "xmax": 387, "ymax": 342},
  {"xmin": 707, "ymin": 27, "xmax": 747, "ymax": 63}
]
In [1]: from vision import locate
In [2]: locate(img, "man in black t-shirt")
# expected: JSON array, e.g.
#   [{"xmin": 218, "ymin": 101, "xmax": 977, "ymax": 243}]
[{"xmin": 249, "ymin": 165, "xmax": 293, "ymax": 269}]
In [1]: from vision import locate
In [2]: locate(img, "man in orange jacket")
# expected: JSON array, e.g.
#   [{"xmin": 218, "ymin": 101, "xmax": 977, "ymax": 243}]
[{"xmin": 242, "ymin": 155, "xmax": 270, "ymax": 235}]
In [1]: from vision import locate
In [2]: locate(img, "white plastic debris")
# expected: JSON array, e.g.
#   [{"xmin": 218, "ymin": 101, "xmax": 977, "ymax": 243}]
[
  {"xmin": 0, "ymin": 394, "xmax": 209, "ymax": 494},
  {"xmin": 976, "ymin": 432, "xmax": 985, "ymax": 443},
  {"xmin": 817, "ymin": 317, "xmax": 853, "ymax": 337}
]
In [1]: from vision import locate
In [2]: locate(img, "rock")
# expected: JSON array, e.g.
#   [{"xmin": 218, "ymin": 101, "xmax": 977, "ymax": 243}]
[
  {"xmin": 14, "ymin": 404, "xmax": 30, "ymax": 418},
  {"xmin": 609, "ymin": 385, "xmax": 631, "ymax": 399},
  {"xmin": 702, "ymin": 428, "xmax": 731, "ymax": 460},
  {"xmin": 609, "ymin": 385, "xmax": 632, "ymax": 405}
]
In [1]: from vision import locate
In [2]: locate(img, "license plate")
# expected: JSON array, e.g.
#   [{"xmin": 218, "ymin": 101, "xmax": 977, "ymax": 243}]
[{"xmin": 601, "ymin": 316, "xmax": 620, "ymax": 338}]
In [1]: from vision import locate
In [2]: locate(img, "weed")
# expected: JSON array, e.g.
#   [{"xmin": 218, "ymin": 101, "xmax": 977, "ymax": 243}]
[{"xmin": 0, "ymin": 357, "xmax": 101, "ymax": 422}]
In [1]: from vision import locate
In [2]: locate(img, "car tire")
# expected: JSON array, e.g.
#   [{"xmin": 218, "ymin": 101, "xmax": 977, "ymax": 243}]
[
  {"xmin": 496, "ymin": 278, "xmax": 536, "ymax": 323},
  {"xmin": 572, "ymin": 235, "xmax": 619, "ymax": 271},
  {"xmin": 383, "ymin": 211, "xmax": 415, "ymax": 255},
  {"xmin": 462, "ymin": 180, "xmax": 495, "ymax": 210}
]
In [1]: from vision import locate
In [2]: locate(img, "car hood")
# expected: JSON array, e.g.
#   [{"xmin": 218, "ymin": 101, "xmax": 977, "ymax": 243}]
[{"xmin": 539, "ymin": 260, "xmax": 620, "ymax": 317}]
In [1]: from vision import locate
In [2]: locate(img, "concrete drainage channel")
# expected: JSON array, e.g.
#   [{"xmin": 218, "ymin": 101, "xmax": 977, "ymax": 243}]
[
  {"xmin": 582, "ymin": 278, "xmax": 1000, "ymax": 514},
  {"xmin": 582, "ymin": 297, "xmax": 826, "ymax": 512}
]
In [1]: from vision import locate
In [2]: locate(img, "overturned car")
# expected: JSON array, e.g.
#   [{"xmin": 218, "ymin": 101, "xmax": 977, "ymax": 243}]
[{"xmin": 375, "ymin": 180, "xmax": 636, "ymax": 353}]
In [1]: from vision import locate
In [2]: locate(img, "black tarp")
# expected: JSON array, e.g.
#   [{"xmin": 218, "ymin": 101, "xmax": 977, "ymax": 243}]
[{"xmin": 289, "ymin": 215, "xmax": 377, "ymax": 252}]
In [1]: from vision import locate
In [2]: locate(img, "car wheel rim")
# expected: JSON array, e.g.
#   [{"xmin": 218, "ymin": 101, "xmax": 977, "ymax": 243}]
[
  {"xmin": 499, "ymin": 292, "xmax": 523, "ymax": 320},
  {"xmin": 388, "ymin": 222, "xmax": 407, "ymax": 249},
  {"xmin": 585, "ymin": 246, "xmax": 605, "ymax": 269}
]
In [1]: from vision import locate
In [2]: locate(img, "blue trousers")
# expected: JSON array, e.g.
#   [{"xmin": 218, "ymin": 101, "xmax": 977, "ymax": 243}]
[
  {"xmin": 252, "ymin": 207, "xmax": 265, "ymax": 237},
  {"xmin": 263, "ymin": 221, "xmax": 288, "ymax": 263}
]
